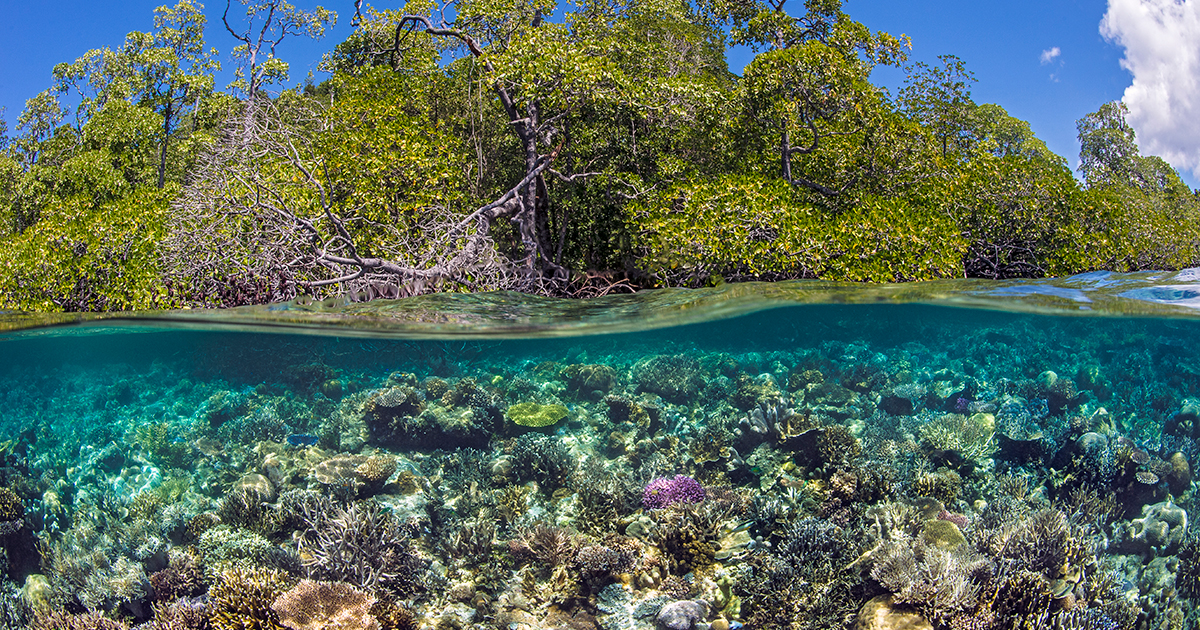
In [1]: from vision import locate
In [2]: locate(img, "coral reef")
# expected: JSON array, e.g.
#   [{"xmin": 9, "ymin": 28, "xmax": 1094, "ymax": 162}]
[{"xmin": 8, "ymin": 300, "xmax": 1200, "ymax": 630}]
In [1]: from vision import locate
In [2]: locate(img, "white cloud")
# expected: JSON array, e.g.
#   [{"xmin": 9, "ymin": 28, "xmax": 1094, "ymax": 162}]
[
  {"xmin": 1102, "ymin": 0, "xmax": 1200, "ymax": 179},
  {"xmin": 1040, "ymin": 46, "xmax": 1062, "ymax": 65}
]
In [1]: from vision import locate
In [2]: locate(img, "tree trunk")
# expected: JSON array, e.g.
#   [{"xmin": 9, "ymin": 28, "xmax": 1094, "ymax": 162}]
[{"xmin": 158, "ymin": 100, "xmax": 173, "ymax": 189}]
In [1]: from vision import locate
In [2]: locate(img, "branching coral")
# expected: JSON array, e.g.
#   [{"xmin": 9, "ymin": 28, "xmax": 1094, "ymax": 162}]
[
  {"xmin": 198, "ymin": 525, "xmax": 283, "ymax": 569},
  {"xmin": 510, "ymin": 433, "xmax": 576, "ymax": 492},
  {"xmin": 209, "ymin": 565, "xmax": 294, "ymax": 630},
  {"xmin": 0, "ymin": 486, "xmax": 23, "ymax": 534},
  {"xmin": 920, "ymin": 413, "xmax": 997, "ymax": 462},
  {"xmin": 642, "ymin": 475, "xmax": 705, "ymax": 510},
  {"xmin": 143, "ymin": 599, "xmax": 210, "ymax": 630},
  {"xmin": 870, "ymin": 537, "xmax": 992, "ymax": 624},
  {"xmin": 135, "ymin": 421, "xmax": 194, "ymax": 469},
  {"xmin": 218, "ymin": 484, "xmax": 277, "ymax": 534},
  {"xmin": 299, "ymin": 501, "xmax": 427, "ymax": 598},
  {"xmin": 149, "ymin": 548, "xmax": 204, "ymax": 601},
  {"xmin": 517, "ymin": 523, "xmax": 576, "ymax": 569}
]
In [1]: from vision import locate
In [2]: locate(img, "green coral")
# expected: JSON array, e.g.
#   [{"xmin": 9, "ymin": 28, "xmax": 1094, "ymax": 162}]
[
  {"xmin": 922, "ymin": 520, "xmax": 967, "ymax": 550},
  {"xmin": 506, "ymin": 402, "xmax": 569, "ymax": 428},
  {"xmin": 134, "ymin": 421, "xmax": 193, "ymax": 468}
]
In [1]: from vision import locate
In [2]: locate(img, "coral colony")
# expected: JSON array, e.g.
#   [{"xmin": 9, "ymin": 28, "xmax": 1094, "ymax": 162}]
[
  {"xmin": 0, "ymin": 308, "xmax": 1199, "ymax": 630},
  {"xmin": 643, "ymin": 476, "xmax": 706, "ymax": 510}
]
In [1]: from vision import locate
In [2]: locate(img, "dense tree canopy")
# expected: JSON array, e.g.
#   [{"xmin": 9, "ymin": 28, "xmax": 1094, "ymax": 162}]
[{"xmin": 1, "ymin": 0, "xmax": 1198, "ymax": 311}]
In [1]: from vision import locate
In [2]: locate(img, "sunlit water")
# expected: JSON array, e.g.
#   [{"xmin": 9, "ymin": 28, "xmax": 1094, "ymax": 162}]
[{"xmin": 2, "ymin": 271, "xmax": 1200, "ymax": 629}]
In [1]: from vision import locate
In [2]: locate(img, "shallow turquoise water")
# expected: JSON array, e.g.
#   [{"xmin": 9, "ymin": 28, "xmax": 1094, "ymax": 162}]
[{"xmin": 3, "ymin": 273, "xmax": 1200, "ymax": 629}]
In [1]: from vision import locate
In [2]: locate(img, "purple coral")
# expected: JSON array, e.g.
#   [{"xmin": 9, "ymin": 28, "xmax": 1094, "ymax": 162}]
[{"xmin": 643, "ymin": 475, "xmax": 705, "ymax": 510}]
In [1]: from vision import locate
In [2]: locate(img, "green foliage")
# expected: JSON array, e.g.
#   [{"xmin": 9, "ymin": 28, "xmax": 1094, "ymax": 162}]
[
  {"xmin": 316, "ymin": 67, "xmax": 471, "ymax": 256},
  {"xmin": 0, "ymin": 186, "xmax": 174, "ymax": 311},
  {"xmin": 630, "ymin": 173, "xmax": 965, "ymax": 285},
  {"xmin": 2, "ymin": 0, "xmax": 1198, "ymax": 313}
]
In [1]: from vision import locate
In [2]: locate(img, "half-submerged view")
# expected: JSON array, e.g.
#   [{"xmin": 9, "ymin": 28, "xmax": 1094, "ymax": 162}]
[
  {"xmin": 2, "ymin": 276, "xmax": 1200, "ymax": 630},
  {"xmin": 6, "ymin": 0, "xmax": 1200, "ymax": 626}
]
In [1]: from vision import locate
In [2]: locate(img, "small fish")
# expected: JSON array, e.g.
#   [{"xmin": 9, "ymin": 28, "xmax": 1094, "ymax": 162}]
[{"xmin": 286, "ymin": 434, "xmax": 320, "ymax": 447}]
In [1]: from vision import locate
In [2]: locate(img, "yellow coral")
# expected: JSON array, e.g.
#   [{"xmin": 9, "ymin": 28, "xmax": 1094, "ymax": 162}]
[
  {"xmin": 209, "ymin": 566, "xmax": 294, "ymax": 630},
  {"xmin": 505, "ymin": 402, "xmax": 568, "ymax": 428}
]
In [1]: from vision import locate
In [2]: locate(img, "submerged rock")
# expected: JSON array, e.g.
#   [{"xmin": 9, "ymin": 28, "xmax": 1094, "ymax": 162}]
[
  {"xmin": 656, "ymin": 599, "xmax": 709, "ymax": 630},
  {"xmin": 855, "ymin": 595, "xmax": 932, "ymax": 630},
  {"xmin": 1128, "ymin": 501, "xmax": 1188, "ymax": 550}
]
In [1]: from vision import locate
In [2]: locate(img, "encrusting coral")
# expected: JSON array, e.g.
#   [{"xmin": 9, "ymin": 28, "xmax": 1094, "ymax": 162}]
[
  {"xmin": 270, "ymin": 580, "xmax": 379, "ymax": 630},
  {"xmin": 505, "ymin": 402, "xmax": 569, "ymax": 428}
]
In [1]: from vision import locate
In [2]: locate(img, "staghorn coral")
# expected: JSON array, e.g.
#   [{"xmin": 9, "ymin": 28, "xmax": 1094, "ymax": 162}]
[
  {"xmin": 642, "ymin": 475, "xmax": 705, "ymax": 510},
  {"xmin": 270, "ymin": 580, "xmax": 379, "ymax": 630},
  {"xmin": 775, "ymin": 517, "xmax": 853, "ymax": 583},
  {"xmin": 870, "ymin": 537, "xmax": 992, "ymax": 624},
  {"xmin": 920, "ymin": 413, "xmax": 997, "ymax": 462},
  {"xmin": 299, "ymin": 501, "xmax": 427, "ymax": 597},
  {"xmin": 209, "ymin": 565, "xmax": 294, "ymax": 630}
]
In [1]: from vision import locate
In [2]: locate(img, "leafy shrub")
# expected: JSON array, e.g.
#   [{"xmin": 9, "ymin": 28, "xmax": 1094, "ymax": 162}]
[{"xmin": 629, "ymin": 173, "xmax": 966, "ymax": 285}]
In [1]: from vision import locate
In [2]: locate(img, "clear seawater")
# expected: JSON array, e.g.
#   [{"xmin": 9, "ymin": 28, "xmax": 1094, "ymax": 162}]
[{"xmin": 3, "ymin": 271, "xmax": 1200, "ymax": 630}]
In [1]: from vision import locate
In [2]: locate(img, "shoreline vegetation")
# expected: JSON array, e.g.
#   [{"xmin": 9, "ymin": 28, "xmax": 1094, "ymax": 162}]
[{"xmin": 2, "ymin": 0, "xmax": 1199, "ymax": 313}]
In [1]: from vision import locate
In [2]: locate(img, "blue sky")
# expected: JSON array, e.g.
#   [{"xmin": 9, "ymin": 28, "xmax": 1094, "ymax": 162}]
[{"xmin": 1, "ymin": 0, "xmax": 1196, "ymax": 187}]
